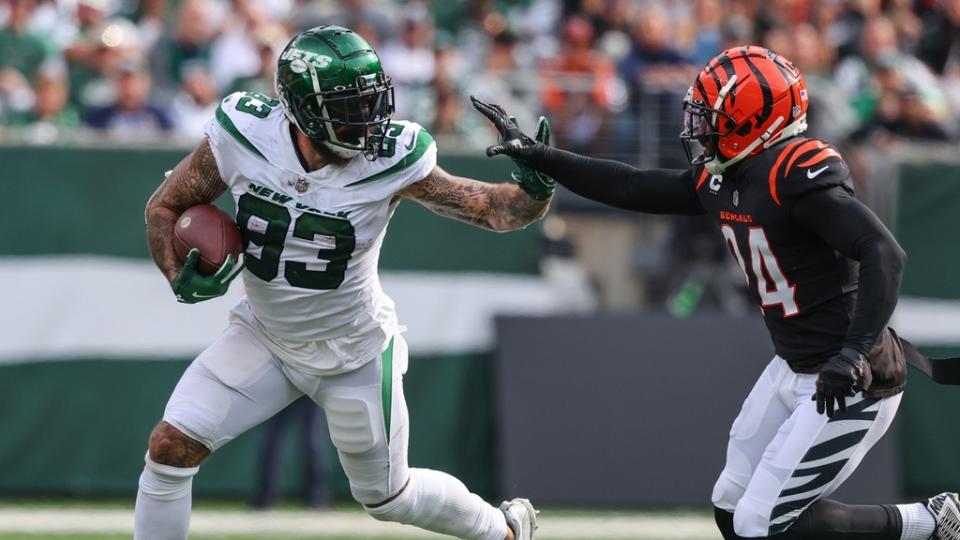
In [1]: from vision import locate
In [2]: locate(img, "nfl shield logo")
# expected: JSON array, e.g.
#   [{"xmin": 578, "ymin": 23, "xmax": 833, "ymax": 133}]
[{"xmin": 295, "ymin": 178, "xmax": 309, "ymax": 193}]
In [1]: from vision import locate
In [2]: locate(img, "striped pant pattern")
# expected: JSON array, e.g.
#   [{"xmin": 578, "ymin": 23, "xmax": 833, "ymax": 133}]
[
  {"xmin": 711, "ymin": 356, "xmax": 901, "ymax": 538},
  {"xmin": 767, "ymin": 398, "xmax": 880, "ymax": 535}
]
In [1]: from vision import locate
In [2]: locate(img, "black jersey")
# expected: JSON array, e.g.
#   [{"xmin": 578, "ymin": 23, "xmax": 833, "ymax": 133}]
[
  {"xmin": 689, "ymin": 138, "xmax": 905, "ymax": 395},
  {"xmin": 525, "ymin": 138, "xmax": 906, "ymax": 397},
  {"xmin": 691, "ymin": 138, "xmax": 856, "ymax": 369}
]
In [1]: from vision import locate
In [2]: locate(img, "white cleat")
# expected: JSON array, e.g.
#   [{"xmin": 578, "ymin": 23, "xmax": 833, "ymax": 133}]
[
  {"xmin": 927, "ymin": 492, "xmax": 960, "ymax": 540},
  {"xmin": 500, "ymin": 497, "xmax": 539, "ymax": 540}
]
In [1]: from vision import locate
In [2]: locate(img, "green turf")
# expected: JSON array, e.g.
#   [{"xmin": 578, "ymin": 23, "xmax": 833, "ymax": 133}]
[
  {"xmin": 0, "ymin": 500, "xmax": 720, "ymax": 540},
  {"xmin": 0, "ymin": 537, "xmax": 713, "ymax": 540},
  {"xmin": 0, "ymin": 536, "xmax": 396, "ymax": 540},
  {"xmin": 0, "ymin": 536, "xmax": 412, "ymax": 540}
]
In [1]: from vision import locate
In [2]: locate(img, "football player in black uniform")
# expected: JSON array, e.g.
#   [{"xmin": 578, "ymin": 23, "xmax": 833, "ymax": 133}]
[{"xmin": 473, "ymin": 46, "xmax": 960, "ymax": 540}]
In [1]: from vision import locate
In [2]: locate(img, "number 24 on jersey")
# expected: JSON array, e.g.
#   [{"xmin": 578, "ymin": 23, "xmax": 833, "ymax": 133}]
[{"xmin": 722, "ymin": 225, "xmax": 800, "ymax": 317}]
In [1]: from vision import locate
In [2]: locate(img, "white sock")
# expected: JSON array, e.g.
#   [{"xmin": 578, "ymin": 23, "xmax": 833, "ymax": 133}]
[
  {"xmin": 365, "ymin": 468, "xmax": 509, "ymax": 540},
  {"xmin": 897, "ymin": 502, "xmax": 936, "ymax": 540},
  {"xmin": 134, "ymin": 455, "xmax": 199, "ymax": 540}
]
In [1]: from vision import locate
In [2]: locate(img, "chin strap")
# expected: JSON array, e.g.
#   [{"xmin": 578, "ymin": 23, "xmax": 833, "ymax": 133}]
[{"xmin": 705, "ymin": 115, "xmax": 808, "ymax": 175}]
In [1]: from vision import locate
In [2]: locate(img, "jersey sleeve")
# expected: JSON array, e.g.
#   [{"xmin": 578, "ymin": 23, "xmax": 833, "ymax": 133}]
[
  {"xmin": 770, "ymin": 140, "xmax": 854, "ymax": 205},
  {"xmin": 393, "ymin": 122, "xmax": 437, "ymax": 187},
  {"xmin": 343, "ymin": 121, "xmax": 438, "ymax": 195},
  {"xmin": 203, "ymin": 92, "xmax": 273, "ymax": 189}
]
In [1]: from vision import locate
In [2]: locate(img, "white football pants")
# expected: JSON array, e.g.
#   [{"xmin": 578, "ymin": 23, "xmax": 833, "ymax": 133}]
[
  {"xmin": 711, "ymin": 356, "xmax": 901, "ymax": 538},
  {"xmin": 162, "ymin": 319, "xmax": 410, "ymax": 504}
]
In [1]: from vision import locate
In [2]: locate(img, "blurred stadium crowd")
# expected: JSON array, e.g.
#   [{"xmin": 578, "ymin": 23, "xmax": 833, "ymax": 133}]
[
  {"xmin": 2, "ymin": 0, "xmax": 957, "ymax": 311},
  {"xmin": 0, "ymin": 0, "xmax": 958, "ymax": 154}
]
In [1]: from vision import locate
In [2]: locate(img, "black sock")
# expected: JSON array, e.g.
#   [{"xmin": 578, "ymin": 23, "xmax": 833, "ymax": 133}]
[
  {"xmin": 715, "ymin": 501, "xmax": 902, "ymax": 539},
  {"xmin": 715, "ymin": 507, "xmax": 741, "ymax": 540}
]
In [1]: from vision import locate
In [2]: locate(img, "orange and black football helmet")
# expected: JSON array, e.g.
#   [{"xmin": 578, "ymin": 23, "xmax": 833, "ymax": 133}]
[{"xmin": 680, "ymin": 46, "xmax": 809, "ymax": 174}]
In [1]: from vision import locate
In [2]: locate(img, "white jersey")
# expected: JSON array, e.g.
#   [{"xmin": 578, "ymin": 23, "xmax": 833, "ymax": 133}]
[{"xmin": 203, "ymin": 91, "xmax": 437, "ymax": 374}]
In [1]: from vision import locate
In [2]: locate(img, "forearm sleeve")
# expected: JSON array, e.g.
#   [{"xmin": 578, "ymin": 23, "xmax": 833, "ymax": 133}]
[
  {"xmin": 791, "ymin": 187, "xmax": 906, "ymax": 357},
  {"xmin": 524, "ymin": 146, "xmax": 705, "ymax": 215}
]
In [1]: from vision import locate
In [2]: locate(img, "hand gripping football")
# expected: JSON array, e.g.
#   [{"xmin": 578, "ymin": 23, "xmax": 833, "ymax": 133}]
[{"xmin": 173, "ymin": 204, "xmax": 244, "ymax": 276}]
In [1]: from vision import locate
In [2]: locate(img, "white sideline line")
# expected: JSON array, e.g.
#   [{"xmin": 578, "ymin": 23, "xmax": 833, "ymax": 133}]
[{"xmin": 0, "ymin": 507, "xmax": 719, "ymax": 539}]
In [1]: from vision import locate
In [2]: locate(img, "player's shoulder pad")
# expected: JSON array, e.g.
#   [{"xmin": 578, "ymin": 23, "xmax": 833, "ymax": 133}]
[
  {"xmin": 385, "ymin": 120, "xmax": 435, "ymax": 164},
  {"xmin": 211, "ymin": 91, "xmax": 282, "ymax": 161},
  {"xmin": 344, "ymin": 120, "xmax": 437, "ymax": 188},
  {"xmin": 767, "ymin": 137, "xmax": 852, "ymax": 205}
]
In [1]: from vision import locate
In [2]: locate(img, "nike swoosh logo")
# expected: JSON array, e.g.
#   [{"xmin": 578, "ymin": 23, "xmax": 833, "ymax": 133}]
[
  {"xmin": 404, "ymin": 132, "xmax": 417, "ymax": 151},
  {"xmin": 191, "ymin": 292, "xmax": 221, "ymax": 299},
  {"xmin": 807, "ymin": 165, "xmax": 829, "ymax": 179}
]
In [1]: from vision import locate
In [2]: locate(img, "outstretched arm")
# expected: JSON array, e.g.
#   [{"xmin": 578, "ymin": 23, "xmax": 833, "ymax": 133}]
[
  {"xmin": 145, "ymin": 137, "xmax": 228, "ymax": 283},
  {"xmin": 469, "ymin": 95, "xmax": 704, "ymax": 216},
  {"xmin": 398, "ymin": 165, "xmax": 551, "ymax": 232},
  {"xmin": 520, "ymin": 146, "xmax": 705, "ymax": 215}
]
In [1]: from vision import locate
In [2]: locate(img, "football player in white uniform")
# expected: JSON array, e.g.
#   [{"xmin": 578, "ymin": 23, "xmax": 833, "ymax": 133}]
[{"xmin": 140, "ymin": 25, "xmax": 552, "ymax": 540}]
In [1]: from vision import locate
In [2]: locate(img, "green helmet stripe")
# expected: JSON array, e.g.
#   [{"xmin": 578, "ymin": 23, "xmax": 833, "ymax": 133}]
[
  {"xmin": 345, "ymin": 129, "xmax": 434, "ymax": 187},
  {"xmin": 216, "ymin": 106, "xmax": 266, "ymax": 160}
]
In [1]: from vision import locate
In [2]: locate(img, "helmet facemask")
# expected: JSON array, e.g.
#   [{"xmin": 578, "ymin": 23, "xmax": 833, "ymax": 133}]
[
  {"xmin": 281, "ymin": 71, "xmax": 395, "ymax": 160},
  {"xmin": 679, "ymin": 88, "xmax": 736, "ymax": 172}
]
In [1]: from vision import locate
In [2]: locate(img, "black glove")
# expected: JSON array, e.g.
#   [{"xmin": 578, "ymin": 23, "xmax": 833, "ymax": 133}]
[
  {"xmin": 812, "ymin": 348, "xmax": 872, "ymax": 418},
  {"xmin": 470, "ymin": 95, "xmax": 544, "ymax": 162},
  {"xmin": 470, "ymin": 96, "xmax": 556, "ymax": 200}
]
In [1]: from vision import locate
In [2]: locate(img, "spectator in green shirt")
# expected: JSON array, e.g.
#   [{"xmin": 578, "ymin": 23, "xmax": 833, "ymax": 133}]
[
  {"xmin": 66, "ymin": 18, "xmax": 144, "ymax": 112},
  {"xmin": 156, "ymin": 0, "xmax": 217, "ymax": 90},
  {"xmin": 0, "ymin": 0, "xmax": 50, "ymax": 83},
  {"xmin": 6, "ymin": 66, "xmax": 81, "ymax": 131}
]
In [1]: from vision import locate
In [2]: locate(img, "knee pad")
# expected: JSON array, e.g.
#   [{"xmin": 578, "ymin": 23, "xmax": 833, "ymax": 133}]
[
  {"xmin": 733, "ymin": 498, "xmax": 777, "ymax": 538},
  {"xmin": 138, "ymin": 453, "xmax": 199, "ymax": 501},
  {"xmin": 326, "ymin": 396, "xmax": 380, "ymax": 454},
  {"xmin": 712, "ymin": 470, "xmax": 746, "ymax": 512}
]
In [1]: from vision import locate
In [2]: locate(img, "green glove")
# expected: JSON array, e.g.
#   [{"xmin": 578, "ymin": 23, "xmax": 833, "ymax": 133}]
[
  {"xmin": 510, "ymin": 116, "xmax": 556, "ymax": 201},
  {"xmin": 171, "ymin": 249, "xmax": 245, "ymax": 304}
]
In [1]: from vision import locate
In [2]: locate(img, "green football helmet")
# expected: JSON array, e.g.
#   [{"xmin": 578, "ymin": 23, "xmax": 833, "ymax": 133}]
[{"xmin": 276, "ymin": 25, "xmax": 394, "ymax": 160}]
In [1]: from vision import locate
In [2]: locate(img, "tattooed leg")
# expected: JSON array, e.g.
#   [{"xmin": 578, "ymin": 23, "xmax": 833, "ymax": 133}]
[
  {"xmin": 135, "ymin": 422, "xmax": 208, "ymax": 540},
  {"xmin": 148, "ymin": 421, "xmax": 211, "ymax": 468}
]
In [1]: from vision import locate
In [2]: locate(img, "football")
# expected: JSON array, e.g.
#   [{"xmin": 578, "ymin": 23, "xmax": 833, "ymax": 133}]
[{"xmin": 173, "ymin": 204, "xmax": 244, "ymax": 276}]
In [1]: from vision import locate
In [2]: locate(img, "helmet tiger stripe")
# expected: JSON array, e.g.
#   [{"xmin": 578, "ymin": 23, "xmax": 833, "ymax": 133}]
[{"xmin": 680, "ymin": 46, "xmax": 808, "ymax": 175}]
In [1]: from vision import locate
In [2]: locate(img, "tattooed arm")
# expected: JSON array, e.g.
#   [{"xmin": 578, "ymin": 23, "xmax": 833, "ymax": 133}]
[
  {"xmin": 145, "ymin": 137, "xmax": 227, "ymax": 283},
  {"xmin": 398, "ymin": 165, "xmax": 551, "ymax": 232}
]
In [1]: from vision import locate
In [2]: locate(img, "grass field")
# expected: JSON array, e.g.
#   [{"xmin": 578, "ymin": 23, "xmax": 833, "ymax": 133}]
[
  {"xmin": 0, "ymin": 537, "xmax": 712, "ymax": 540},
  {"xmin": 0, "ymin": 503, "xmax": 722, "ymax": 540},
  {"xmin": 0, "ymin": 536, "xmax": 381, "ymax": 540},
  {"xmin": 0, "ymin": 537, "xmax": 444, "ymax": 540},
  {"xmin": 0, "ymin": 537, "xmax": 714, "ymax": 540}
]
